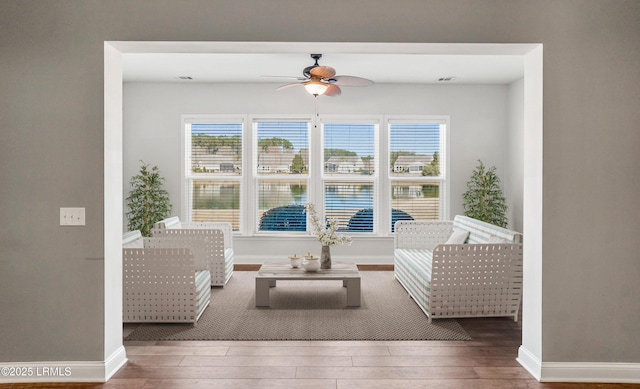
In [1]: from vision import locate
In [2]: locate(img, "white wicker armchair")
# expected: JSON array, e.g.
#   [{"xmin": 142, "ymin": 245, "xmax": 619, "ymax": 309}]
[
  {"xmin": 153, "ymin": 216, "xmax": 234, "ymax": 286},
  {"xmin": 122, "ymin": 230, "xmax": 211, "ymax": 324},
  {"xmin": 394, "ymin": 215, "xmax": 523, "ymax": 323}
]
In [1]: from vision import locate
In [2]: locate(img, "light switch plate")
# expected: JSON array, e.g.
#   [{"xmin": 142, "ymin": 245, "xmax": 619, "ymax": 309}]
[{"xmin": 60, "ymin": 207, "xmax": 85, "ymax": 226}]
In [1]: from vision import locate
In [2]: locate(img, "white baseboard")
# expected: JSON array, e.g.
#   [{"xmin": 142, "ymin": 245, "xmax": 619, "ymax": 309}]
[
  {"xmin": 0, "ymin": 346, "xmax": 127, "ymax": 383},
  {"xmin": 518, "ymin": 345, "xmax": 640, "ymax": 383},
  {"xmin": 517, "ymin": 345, "xmax": 542, "ymax": 381},
  {"xmin": 541, "ymin": 362, "xmax": 640, "ymax": 383},
  {"xmin": 105, "ymin": 345, "xmax": 128, "ymax": 381}
]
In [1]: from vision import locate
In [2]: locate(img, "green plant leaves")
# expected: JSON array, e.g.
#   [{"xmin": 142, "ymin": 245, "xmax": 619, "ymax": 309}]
[
  {"xmin": 462, "ymin": 160, "xmax": 508, "ymax": 228},
  {"xmin": 125, "ymin": 161, "xmax": 172, "ymax": 237}
]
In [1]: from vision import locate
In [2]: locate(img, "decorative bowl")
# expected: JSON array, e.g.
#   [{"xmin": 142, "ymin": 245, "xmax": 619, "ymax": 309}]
[
  {"xmin": 288, "ymin": 255, "xmax": 302, "ymax": 268},
  {"xmin": 302, "ymin": 255, "xmax": 320, "ymax": 272}
]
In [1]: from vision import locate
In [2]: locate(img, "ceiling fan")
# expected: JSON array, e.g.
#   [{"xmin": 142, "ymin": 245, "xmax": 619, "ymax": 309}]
[{"xmin": 272, "ymin": 54, "xmax": 374, "ymax": 97}]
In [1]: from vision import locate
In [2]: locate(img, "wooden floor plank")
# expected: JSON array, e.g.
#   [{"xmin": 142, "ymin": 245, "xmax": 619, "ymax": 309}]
[
  {"xmin": 388, "ymin": 345, "xmax": 519, "ymax": 357},
  {"xmin": 152, "ymin": 340, "xmax": 312, "ymax": 347},
  {"xmin": 123, "ymin": 355, "xmax": 185, "ymax": 367},
  {"xmin": 225, "ymin": 345, "xmax": 391, "ymax": 356},
  {"xmin": 473, "ymin": 366, "xmax": 537, "ymax": 379},
  {"xmin": 141, "ymin": 378, "xmax": 337, "ymax": 389},
  {"xmin": 112, "ymin": 366, "xmax": 296, "ymax": 379},
  {"xmin": 124, "ymin": 345, "xmax": 228, "ymax": 356},
  {"xmin": 295, "ymin": 366, "xmax": 480, "ymax": 379},
  {"xmin": 335, "ymin": 378, "xmax": 536, "ymax": 389},
  {"xmin": 352, "ymin": 355, "xmax": 522, "ymax": 367},
  {"xmin": 179, "ymin": 355, "xmax": 353, "ymax": 367}
]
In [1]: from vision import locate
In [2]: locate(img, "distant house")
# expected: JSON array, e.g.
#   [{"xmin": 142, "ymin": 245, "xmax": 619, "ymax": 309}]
[
  {"xmin": 257, "ymin": 146, "xmax": 296, "ymax": 173},
  {"xmin": 325, "ymin": 156, "xmax": 365, "ymax": 173},
  {"xmin": 192, "ymin": 145, "xmax": 240, "ymax": 173},
  {"xmin": 220, "ymin": 163, "xmax": 235, "ymax": 173},
  {"xmin": 394, "ymin": 155, "xmax": 433, "ymax": 173},
  {"xmin": 393, "ymin": 185, "xmax": 425, "ymax": 199}
]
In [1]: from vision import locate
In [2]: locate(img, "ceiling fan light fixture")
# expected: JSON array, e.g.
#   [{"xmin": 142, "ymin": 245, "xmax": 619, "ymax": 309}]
[{"xmin": 304, "ymin": 80, "xmax": 328, "ymax": 96}]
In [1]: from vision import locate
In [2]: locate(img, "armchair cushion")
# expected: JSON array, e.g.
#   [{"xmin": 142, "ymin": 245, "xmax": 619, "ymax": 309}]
[
  {"xmin": 195, "ymin": 269, "xmax": 212, "ymax": 315},
  {"xmin": 445, "ymin": 230, "xmax": 469, "ymax": 244},
  {"xmin": 122, "ymin": 230, "xmax": 144, "ymax": 248}
]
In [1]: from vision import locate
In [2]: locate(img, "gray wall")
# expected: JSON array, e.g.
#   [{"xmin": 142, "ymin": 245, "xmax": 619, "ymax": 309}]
[
  {"xmin": 1, "ymin": 0, "xmax": 639, "ymax": 373},
  {"xmin": 123, "ymin": 82, "xmax": 517, "ymax": 263}
]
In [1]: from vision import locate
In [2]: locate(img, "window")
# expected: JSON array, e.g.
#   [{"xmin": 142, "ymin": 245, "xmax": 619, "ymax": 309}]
[
  {"xmin": 323, "ymin": 121, "xmax": 377, "ymax": 232},
  {"xmin": 183, "ymin": 115, "xmax": 448, "ymax": 236},
  {"xmin": 389, "ymin": 120, "xmax": 446, "ymax": 229},
  {"xmin": 254, "ymin": 120, "xmax": 310, "ymax": 232},
  {"xmin": 185, "ymin": 120, "xmax": 243, "ymax": 231}
]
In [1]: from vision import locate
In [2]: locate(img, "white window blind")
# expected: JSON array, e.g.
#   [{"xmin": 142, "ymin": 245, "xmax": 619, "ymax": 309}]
[
  {"xmin": 254, "ymin": 120, "xmax": 310, "ymax": 232},
  {"xmin": 324, "ymin": 123, "xmax": 375, "ymax": 176},
  {"xmin": 324, "ymin": 181, "xmax": 374, "ymax": 231},
  {"xmin": 391, "ymin": 181, "xmax": 440, "ymax": 223},
  {"xmin": 389, "ymin": 122, "xmax": 444, "ymax": 227},
  {"xmin": 323, "ymin": 122, "xmax": 377, "ymax": 232},
  {"xmin": 186, "ymin": 122, "xmax": 243, "ymax": 230},
  {"xmin": 191, "ymin": 180, "xmax": 241, "ymax": 230},
  {"xmin": 183, "ymin": 115, "xmax": 448, "ymax": 236},
  {"xmin": 190, "ymin": 123, "xmax": 242, "ymax": 175},
  {"xmin": 257, "ymin": 179, "xmax": 307, "ymax": 231}
]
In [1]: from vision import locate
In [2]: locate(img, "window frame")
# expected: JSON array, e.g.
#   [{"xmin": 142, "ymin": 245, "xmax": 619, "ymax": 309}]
[
  {"xmin": 182, "ymin": 114, "xmax": 245, "ymax": 231},
  {"xmin": 384, "ymin": 115, "xmax": 450, "ymax": 235},
  {"xmin": 182, "ymin": 114, "xmax": 450, "ymax": 237},
  {"xmin": 251, "ymin": 115, "xmax": 313, "ymax": 235},
  {"xmin": 319, "ymin": 115, "xmax": 381, "ymax": 234}
]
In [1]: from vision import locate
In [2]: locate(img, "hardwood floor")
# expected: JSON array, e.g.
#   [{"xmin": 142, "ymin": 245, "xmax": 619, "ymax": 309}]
[{"xmin": 1, "ymin": 274, "xmax": 635, "ymax": 388}]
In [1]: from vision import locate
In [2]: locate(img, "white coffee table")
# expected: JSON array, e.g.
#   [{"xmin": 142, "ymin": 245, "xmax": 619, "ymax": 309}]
[{"xmin": 255, "ymin": 262, "xmax": 361, "ymax": 307}]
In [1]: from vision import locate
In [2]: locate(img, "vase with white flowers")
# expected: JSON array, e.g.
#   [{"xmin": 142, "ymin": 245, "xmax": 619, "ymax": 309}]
[{"xmin": 305, "ymin": 202, "xmax": 352, "ymax": 269}]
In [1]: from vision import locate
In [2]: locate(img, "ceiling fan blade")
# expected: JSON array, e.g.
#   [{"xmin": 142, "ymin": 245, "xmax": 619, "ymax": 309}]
[
  {"xmin": 262, "ymin": 75, "xmax": 307, "ymax": 81},
  {"xmin": 324, "ymin": 84, "xmax": 342, "ymax": 97},
  {"xmin": 310, "ymin": 65, "xmax": 336, "ymax": 79},
  {"xmin": 332, "ymin": 75, "xmax": 374, "ymax": 87},
  {"xmin": 276, "ymin": 83, "xmax": 303, "ymax": 91}
]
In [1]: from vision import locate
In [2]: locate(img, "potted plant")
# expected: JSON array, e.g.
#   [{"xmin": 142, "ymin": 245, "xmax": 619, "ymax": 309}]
[
  {"xmin": 126, "ymin": 161, "xmax": 172, "ymax": 237},
  {"xmin": 462, "ymin": 160, "xmax": 508, "ymax": 228}
]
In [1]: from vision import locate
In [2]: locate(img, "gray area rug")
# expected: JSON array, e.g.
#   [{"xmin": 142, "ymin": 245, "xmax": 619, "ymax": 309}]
[{"xmin": 125, "ymin": 271, "xmax": 471, "ymax": 341}]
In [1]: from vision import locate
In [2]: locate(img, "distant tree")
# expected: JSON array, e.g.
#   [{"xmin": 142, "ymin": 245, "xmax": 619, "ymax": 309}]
[
  {"xmin": 422, "ymin": 151, "xmax": 440, "ymax": 176},
  {"xmin": 289, "ymin": 184, "xmax": 306, "ymax": 201},
  {"xmin": 324, "ymin": 149, "xmax": 357, "ymax": 161},
  {"xmin": 290, "ymin": 153, "xmax": 306, "ymax": 173},
  {"xmin": 192, "ymin": 134, "xmax": 241, "ymax": 154},
  {"xmin": 421, "ymin": 184, "xmax": 439, "ymax": 198},
  {"xmin": 258, "ymin": 137, "xmax": 293, "ymax": 151}
]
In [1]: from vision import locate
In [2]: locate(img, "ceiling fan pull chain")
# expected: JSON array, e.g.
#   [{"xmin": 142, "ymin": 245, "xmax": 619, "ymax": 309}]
[{"xmin": 314, "ymin": 97, "xmax": 319, "ymax": 130}]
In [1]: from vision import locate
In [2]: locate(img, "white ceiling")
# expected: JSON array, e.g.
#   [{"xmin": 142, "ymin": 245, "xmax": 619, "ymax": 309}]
[{"xmin": 122, "ymin": 52, "xmax": 525, "ymax": 85}]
